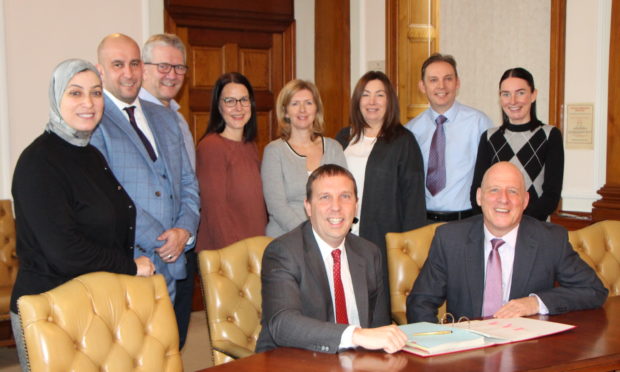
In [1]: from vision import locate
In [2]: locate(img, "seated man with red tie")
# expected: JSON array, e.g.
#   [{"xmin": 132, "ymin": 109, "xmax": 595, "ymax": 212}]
[
  {"xmin": 407, "ymin": 161, "xmax": 608, "ymax": 323},
  {"xmin": 256, "ymin": 164, "xmax": 407, "ymax": 354}
]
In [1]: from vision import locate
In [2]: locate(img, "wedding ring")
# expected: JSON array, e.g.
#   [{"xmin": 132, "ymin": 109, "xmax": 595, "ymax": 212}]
[{"xmin": 167, "ymin": 254, "xmax": 173, "ymax": 259}]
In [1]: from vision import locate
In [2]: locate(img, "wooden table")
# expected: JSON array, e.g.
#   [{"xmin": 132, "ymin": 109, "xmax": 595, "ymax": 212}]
[{"xmin": 198, "ymin": 297, "xmax": 620, "ymax": 371}]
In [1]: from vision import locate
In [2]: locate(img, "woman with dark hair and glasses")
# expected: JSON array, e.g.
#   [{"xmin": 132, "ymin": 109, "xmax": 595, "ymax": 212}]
[
  {"xmin": 470, "ymin": 67, "xmax": 564, "ymax": 221},
  {"xmin": 336, "ymin": 71, "xmax": 426, "ymax": 252},
  {"xmin": 195, "ymin": 72, "xmax": 267, "ymax": 251}
]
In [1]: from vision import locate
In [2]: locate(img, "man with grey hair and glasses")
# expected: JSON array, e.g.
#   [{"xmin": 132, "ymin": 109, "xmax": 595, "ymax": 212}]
[{"xmin": 139, "ymin": 33, "xmax": 196, "ymax": 348}]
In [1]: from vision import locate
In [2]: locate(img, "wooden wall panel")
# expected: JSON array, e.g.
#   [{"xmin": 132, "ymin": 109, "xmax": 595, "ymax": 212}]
[
  {"xmin": 240, "ymin": 50, "xmax": 271, "ymax": 89},
  {"xmin": 315, "ymin": 0, "xmax": 350, "ymax": 137},
  {"xmin": 592, "ymin": 0, "xmax": 620, "ymax": 221},
  {"xmin": 191, "ymin": 47, "xmax": 223, "ymax": 88},
  {"xmin": 386, "ymin": 0, "xmax": 440, "ymax": 124}
]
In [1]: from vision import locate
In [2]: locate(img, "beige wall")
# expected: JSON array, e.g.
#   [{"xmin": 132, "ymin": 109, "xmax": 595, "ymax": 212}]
[
  {"xmin": 440, "ymin": 0, "xmax": 551, "ymax": 125},
  {"xmin": 0, "ymin": 0, "xmax": 163, "ymax": 198},
  {"xmin": 562, "ymin": 0, "xmax": 611, "ymax": 211}
]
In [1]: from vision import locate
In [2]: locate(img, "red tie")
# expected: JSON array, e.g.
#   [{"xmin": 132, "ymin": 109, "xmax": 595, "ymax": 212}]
[{"xmin": 332, "ymin": 249, "xmax": 349, "ymax": 324}]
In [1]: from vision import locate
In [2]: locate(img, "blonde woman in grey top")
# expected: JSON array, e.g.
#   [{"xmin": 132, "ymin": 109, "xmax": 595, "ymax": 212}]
[{"xmin": 262, "ymin": 80, "xmax": 347, "ymax": 237}]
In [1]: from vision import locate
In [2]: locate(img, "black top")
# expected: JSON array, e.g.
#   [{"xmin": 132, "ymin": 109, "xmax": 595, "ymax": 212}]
[
  {"xmin": 10, "ymin": 131, "xmax": 137, "ymax": 313},
  {"xmin": 470, "ymin": 121, "xmax": 564, "ymax": 221},
  {"xmin": 336, "ymin": 125, "xmax": 427, "ymax": 250}
]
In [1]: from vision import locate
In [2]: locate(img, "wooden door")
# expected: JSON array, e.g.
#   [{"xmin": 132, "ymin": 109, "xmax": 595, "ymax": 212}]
[
  {"xmin": 165, "ymin": 0, "xmax": 295, "ymax": 154},
  {"xmin": 165, "ymin": 0, "xmax": 295, "ymax": 311}
]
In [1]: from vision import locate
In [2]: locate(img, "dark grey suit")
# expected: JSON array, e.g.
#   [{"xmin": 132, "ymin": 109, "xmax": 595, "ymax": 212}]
[
  {"xmin": 407, "ymin": 215, "xmax": 608, "ymax": 323},
  {"xmin": 256, "ymin": 221, "xmax": 390, "ymax": 354}
]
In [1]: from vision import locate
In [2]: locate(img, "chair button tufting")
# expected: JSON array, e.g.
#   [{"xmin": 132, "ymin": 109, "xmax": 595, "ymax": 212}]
[
  {"xmin": 239, "ymin": 291, "xmax": 244, "ymax": 297},
  {"xmin": 227, "ymin": 316, "xmax": 233, "ymax": 322}
]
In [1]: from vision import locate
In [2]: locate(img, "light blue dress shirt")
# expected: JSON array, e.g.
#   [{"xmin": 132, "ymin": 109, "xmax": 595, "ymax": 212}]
[{"xmin": 406, "ymin": 101, "xmax": 493, "ymax": 211}]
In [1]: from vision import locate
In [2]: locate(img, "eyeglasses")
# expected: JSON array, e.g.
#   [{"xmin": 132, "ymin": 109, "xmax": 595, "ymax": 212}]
[
  {"xmin": 222, "ymin": 97, "xmax": 251, "ymax": 107},
  {"xmin": 144, "ymin": 62, "xmax": 189, "ymax": 75}
]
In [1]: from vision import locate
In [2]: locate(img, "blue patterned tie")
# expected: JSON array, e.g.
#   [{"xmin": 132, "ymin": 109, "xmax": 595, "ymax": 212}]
[{"xmin": 426, "ymin": 115, "xmax": 447, "ymax": 195}]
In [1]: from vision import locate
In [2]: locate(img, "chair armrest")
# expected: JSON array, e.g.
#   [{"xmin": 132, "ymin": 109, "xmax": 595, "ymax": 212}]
[
  {"xmin": 392, "ymin": 311, "xmax": 407, "ymax": 325},
  {"xmin": 212, "ymin": 340, "xmax": 254, "ymax": 359}
]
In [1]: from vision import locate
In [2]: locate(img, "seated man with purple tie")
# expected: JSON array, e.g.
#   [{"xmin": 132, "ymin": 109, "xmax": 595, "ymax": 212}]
[
  {"xmin": 256, "ymin": 164, "xmax": 407, "ymax": 354},
  {"xmin": 407, "ymin": 162, "xmax": 607, "ymax": 323}
]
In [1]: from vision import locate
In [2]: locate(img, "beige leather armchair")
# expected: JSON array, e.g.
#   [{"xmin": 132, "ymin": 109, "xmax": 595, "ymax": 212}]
[
  {"xmin": 0, "ymin": 200, "xmax": 17, "ymax": 320},
  {"xmin": 18, "ymin": 272, "xmax": 182, "ymax": 372},
  {"xmin": 198, "ymin": 236, "xmax": 273, "ymax": 366},
  {"xmin": 568, "ymin": 220, "xmax": 620, "ymax": 297},
  {"xmin": 386, "ymin": 223, "xmax": 445, "ymax": 324},
  {"xmin": 0, "ymin": 200, "xmax": 17, "ymax": 346}
]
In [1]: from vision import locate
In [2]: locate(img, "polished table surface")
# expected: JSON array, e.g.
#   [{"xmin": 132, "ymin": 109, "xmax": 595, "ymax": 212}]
[{"xmin": 199, "ymin": 297, "xmax": 620, "ymax": 372}]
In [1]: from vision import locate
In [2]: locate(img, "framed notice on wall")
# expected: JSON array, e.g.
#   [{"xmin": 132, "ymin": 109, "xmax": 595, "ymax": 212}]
[{"xmin": 565, "ymin": 104, "xmax": 594, "ymax": 150}]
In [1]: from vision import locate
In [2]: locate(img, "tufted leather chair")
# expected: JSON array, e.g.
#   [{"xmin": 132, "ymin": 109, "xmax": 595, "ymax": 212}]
[
  {"xmin": 18, "ymin": 272, "xmax": 182, "ymax": 372},
  {"xmin": 568, "ymin": 220, "xmax": 620, "ymax": 297},
  {"xmin": 198, "ymin": 236, "xmax": 273, "ymax": 366},
  {"xmin": 0, "ymin": 200, "xmax": 18, "ymax": 322},
  {"xmin": 386, "ymin": 223, "xmax": 445, "ymax": 324}
]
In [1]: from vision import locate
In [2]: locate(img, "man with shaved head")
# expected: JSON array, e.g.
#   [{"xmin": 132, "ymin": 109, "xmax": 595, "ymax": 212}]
[
  {"xmin": 90, "ymin": 34, "xmax": 199, "ymax": 340},
  {"xmin": 407, "ymin": 161, "xmax": 607, "ymax": 323}
]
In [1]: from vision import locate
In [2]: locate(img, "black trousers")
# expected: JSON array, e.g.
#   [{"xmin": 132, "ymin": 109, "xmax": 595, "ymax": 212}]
[{"xmin": 174, "ymin": 248, "xmax": 197, "ymax": 349}]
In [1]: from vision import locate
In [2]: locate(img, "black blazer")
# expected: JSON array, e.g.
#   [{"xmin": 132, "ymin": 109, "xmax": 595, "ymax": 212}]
[
  {"xmin": 336, "ymin": 126, "xmax": 426, "ymax": 251},
  {"xmin": 256, "ymin": 221, "xmax": 390, "ymax": 353},
  {"xmin": 406, "ymin": 215, "xmax": 608, "ymax": 323}
]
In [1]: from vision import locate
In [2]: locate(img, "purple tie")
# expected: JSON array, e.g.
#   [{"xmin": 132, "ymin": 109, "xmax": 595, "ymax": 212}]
[
  {"xmin": 426, "ymin": 115, "xmax": 447, "ymax": 195},
  {"xmin": 124, "ymin": 106, "xmax": 157, "ymax": 162},
  {"xmin": 482, "ymin": 238, "xmax": 505, "ymax": 317}
]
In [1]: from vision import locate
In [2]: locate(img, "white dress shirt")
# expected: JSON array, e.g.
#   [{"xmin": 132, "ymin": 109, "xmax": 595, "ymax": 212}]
[
  {"xmin": 483, "ymin": 224, "xmax": 549, "ymax": 314},
  {"xmin": 343, "ymin": 136, "xmax": 376, "ymax": 235},
  {"xmin": 312, "ymin": 229, "xmax": 360, "ymax": 349},
  {"xmin": 104, "ymin": 90, "xmax": 159, "ymax": 156}
]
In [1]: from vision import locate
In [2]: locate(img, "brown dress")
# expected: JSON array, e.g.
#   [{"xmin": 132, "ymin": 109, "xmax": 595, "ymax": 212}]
[{"xmin": 196, "ymin": 133, "xmax": 267, "ymax": 251}]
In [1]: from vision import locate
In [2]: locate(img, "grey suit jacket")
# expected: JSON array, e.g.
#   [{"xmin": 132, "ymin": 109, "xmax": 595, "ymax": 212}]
[
  {"xmin": 90, "ymin": 95, "xmax": 199, "ymax": 286},
  {"xmin": 256, "ymin": 221, "xmax": 390, "ymax": 353},
  {"xmin": 406, "ymin": 215, "xmax": 608, "ymax": 323}
]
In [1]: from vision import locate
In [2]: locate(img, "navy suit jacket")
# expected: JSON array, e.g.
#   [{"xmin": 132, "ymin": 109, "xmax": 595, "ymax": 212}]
[
  {"xmin": 406, "ymin": 215, "xmax": 608, "ymax": 323},
  {"xmin": 256, "ymin": 221, "xmax": 390, "ymax": 354},
  {"xmin": 91, "ymin": 95, "xmax": 199, "ymax": 286}
]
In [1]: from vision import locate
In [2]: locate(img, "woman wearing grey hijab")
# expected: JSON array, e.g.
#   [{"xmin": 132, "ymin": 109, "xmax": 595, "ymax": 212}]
[{"xmin": 9, "ymin": 59, "xmax": 155, "ymax": 370}]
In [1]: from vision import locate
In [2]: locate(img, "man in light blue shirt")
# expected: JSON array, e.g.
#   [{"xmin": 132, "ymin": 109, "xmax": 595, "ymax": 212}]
[
  {"xmin": 406, "ymin": 53, "xmax": 493, "ymax": 222},
  {"xmin": 139, "ymin": 33, "xmax": 196, "ymax": 349}
]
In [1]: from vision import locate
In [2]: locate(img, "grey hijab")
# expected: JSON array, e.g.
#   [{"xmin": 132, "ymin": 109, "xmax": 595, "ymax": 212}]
[{"xmin": 45, "ymin": 59, "xmax": 101, "ymax": 147}]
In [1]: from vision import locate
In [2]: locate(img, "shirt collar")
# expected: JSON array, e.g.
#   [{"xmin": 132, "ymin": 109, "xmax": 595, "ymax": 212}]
[
  {"xmin": 483, "ymin": 223, "xmax": 519, "ymax": 249},
  {"xmin": 311, "ymin": 228, "xmax": 346, "ymax": 260},
  {"xmin": 430, "ymin": 100, "xmax": 461, "ymax": 124},
  {"xmin": 138, "ymin": 88, "xmax": 180, "ymax": 112},
  {"xmin": 104, "ymin": 89, "xmax": 141, "ymax": 112}
]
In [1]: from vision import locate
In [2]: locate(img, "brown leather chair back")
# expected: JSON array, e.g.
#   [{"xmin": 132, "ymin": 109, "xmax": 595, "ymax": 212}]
[
  {"xmin": 386, "ymin": 223, "xmax": 445, "ymax": 324},
  {"xmin": 198, "ymin": 236, "xmax": 273, "ymax": 366},
  {"xmin": 18, "ymin": 272, "xmax": 181, "ymax": 372},
  {"xmin": 0, "ymin": 200, "xmax": 17, "ymax": 321},
  {"xmin": 568, "ymin": 220, "xmax": 620, "ymax": 297}
]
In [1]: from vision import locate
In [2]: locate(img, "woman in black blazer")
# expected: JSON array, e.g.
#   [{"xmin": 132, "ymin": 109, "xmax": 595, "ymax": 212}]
[{"xmin": 336, "ymin": 70, "xmax": 426, "ymax": 255}]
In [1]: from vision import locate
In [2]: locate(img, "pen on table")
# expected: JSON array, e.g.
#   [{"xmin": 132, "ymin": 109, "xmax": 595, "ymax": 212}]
[{"xmin": 411, "ymin": 330, "xmax": 453, "ymax": 336}]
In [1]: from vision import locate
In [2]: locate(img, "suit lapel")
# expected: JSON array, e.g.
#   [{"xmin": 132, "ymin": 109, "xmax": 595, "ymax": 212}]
[
  {"xmin": 509, "ymin": 219, "xmax": 538, "ymax": 299},
  {"xmin": 465, "ymin": 218, "xmax": 486, "ymax": 317},
  {"xmin": 103, "ymin": 96, "xmax": 158, "ymax": 173},
  {"xmin": 345, "ymin": 238, "xmax": 369, "ymax": 327},
  {"xmin": 302, "ymin": 222, "xmax": 335, "ymax": 322}
]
